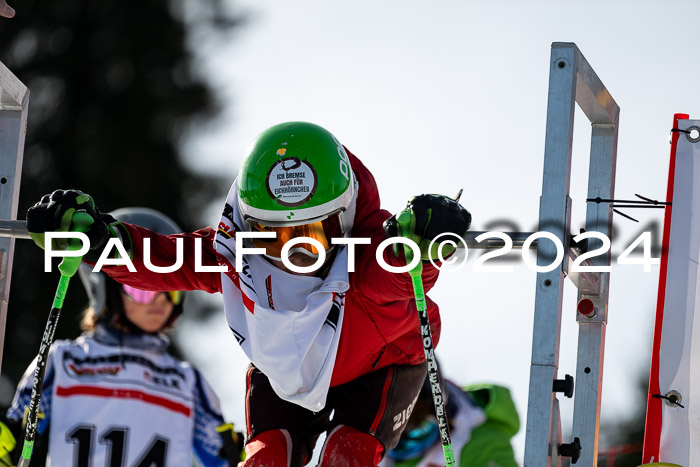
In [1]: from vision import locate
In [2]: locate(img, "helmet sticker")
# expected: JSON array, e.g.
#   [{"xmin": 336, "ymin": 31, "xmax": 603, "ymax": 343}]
[{"xmin": 266, "ymin": 157, "xmax": 318, "ymax": 207}]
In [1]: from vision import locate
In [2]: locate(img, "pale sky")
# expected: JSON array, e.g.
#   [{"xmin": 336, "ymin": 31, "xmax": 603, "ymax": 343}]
[{"xmin": 175, "ymin": 0, "xmax": 700, "ymax": 461}]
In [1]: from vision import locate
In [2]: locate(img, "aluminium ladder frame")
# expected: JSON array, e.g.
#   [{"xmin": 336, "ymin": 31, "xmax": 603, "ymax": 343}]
[
  {"xmin": 0, "ymin": 60, "xmax": 29, "ymax": 376},
  {"xmin": 523, "ymin": 43, "xmax": 619, "ymax": 466}
]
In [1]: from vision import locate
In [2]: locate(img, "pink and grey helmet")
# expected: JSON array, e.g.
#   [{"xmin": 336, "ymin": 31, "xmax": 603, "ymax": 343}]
[{"xmin": 78, "ymin": 207, "xmax": 185, "ymax": 331}]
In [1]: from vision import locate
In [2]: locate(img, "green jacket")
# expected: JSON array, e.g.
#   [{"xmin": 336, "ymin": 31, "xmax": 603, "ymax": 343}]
[{"xmin": 387, "ymin": 383, "xmax": 519, "ymax": 467}]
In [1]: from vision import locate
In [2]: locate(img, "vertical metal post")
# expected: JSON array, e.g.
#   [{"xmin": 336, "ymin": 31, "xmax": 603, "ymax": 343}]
[
  {"xmin": 0, "ymin": 61, "xmax": 29, "ymax": 375},
  {"xmin": 572, "ymin": 123, "xmax": 618, "ymax": 465},
  {"xmin": 524, "ymin": 43, "xmax": 576, "ymax": 466},
  {"xmin": 524, "ymin": 43, "xmax": 619, "ymax": 466}
]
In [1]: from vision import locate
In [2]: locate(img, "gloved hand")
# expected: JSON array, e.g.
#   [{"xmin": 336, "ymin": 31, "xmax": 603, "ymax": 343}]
[
  {"xmin": 216, "ymin": 423, "xmax": 245, "ymax": 463},
  {"xmin": 384, "ymin": 193, "xmax": 471, "ymax": 261},
  {"xmin": 27, "ymin": 190, "xmax": 112, "ymax": 275}
]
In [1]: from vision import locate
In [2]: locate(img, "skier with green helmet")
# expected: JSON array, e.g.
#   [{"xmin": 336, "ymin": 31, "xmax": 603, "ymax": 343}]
[{"xmin": 26, "ymin": 121, "xmax": 472, "ymax": 466}]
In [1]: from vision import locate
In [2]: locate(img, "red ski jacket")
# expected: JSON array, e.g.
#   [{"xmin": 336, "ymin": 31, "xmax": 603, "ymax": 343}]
[{"xmin": 101, "ymin": 151, "xmax": 442, "ymax": 387}]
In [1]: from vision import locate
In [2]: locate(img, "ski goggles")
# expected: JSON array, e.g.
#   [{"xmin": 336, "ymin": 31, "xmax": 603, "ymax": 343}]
[
  {"xmin": 122, "ymin": 284, "xmax": 183, "ymax": 306},
  {"xmin": 389, "ymin": 420, "xmax": 440, "ymax": 461},
  {"xmin": 246, "ymin": 211, "xmax": 345, "ymax": 259}
]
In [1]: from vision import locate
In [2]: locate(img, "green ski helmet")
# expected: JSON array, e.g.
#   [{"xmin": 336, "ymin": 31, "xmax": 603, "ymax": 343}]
[{"xmin": 237, "ymin": 122, "xmax": 357, "ymax": 258}]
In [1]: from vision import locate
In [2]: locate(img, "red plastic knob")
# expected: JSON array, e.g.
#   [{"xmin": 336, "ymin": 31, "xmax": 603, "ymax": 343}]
[{"xmin": 577, "ymin": 298, "xmax": 596, "ymax": 316}]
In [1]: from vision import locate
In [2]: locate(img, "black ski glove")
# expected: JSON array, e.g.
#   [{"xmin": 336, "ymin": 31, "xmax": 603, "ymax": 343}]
[
  {"xmin": 383, "ymin": 193, "xmax": 471, "ymax": 261},
  {"xmin": 26, "ymin": 189, "xmax": 112, "ymax": 257}
]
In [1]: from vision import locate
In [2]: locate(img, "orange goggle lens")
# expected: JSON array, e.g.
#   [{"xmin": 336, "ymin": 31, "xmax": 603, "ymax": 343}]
[{"xmin": 248, "ymin": 214, "xmax": 344, "ymax": 259}]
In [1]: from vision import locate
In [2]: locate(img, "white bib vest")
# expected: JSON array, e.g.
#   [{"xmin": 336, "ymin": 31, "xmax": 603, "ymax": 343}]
[{"xmin": 47, "ymin": 335, "xmax": 197, "ymax": 466}]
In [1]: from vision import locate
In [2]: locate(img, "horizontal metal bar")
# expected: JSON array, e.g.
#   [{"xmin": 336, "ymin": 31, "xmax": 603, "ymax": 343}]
[
  {"xmin": 553, "ymin": 43, "xmax": 620, "ymax": 126},
  {"xmin": 464, "ymin": 231, "xmax": 537, "ymax": 249},
  {"xmin": 1, "ymin": 221, "xmax": 579, "ymax": 257},
  {"xmin": 0, "ymin": 219, "xmax": 29, "ymax": 239}
]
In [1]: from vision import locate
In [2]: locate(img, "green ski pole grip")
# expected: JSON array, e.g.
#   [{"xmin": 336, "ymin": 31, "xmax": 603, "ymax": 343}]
[{"xmin": 57, "ymin": 212, "xmax": 93, "ymax": 278}]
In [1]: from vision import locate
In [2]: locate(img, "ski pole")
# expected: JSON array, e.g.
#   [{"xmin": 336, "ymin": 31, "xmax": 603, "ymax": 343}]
[
  {"xmin": 400, "ymin": 218, "xmax": 456, "ymax": 467},
  {"xmin": 17, "ymin": 274, "xmax": 69, "ymax": 467},
  {"xmin": 18, "ymin": 213, "xmax": 93, "ymax": 467}
]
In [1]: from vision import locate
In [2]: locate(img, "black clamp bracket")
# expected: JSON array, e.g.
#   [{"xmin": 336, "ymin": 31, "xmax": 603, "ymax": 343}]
[
  {"xmin": 553, "ymin": 374, "xmax": 574, "ymax": 399},
  {"xmin": 559, "ymin": 437, "xmax": 582, "ymax": 464}
]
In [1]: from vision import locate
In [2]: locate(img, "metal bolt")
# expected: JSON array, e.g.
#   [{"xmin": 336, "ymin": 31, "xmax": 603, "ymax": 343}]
[{"xmin": 664, "ymin": 390, "xmax": 682, "ymax": 407}]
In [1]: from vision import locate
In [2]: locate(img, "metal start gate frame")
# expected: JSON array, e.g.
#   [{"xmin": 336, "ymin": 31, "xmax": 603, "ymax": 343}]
[
  {"xmin": 523, "ymin": 43, "xmax": 619, "ymax": 466},
  {"xmin": 0, "ymin": 60, "xmax": 28, "ymax": 376}
]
